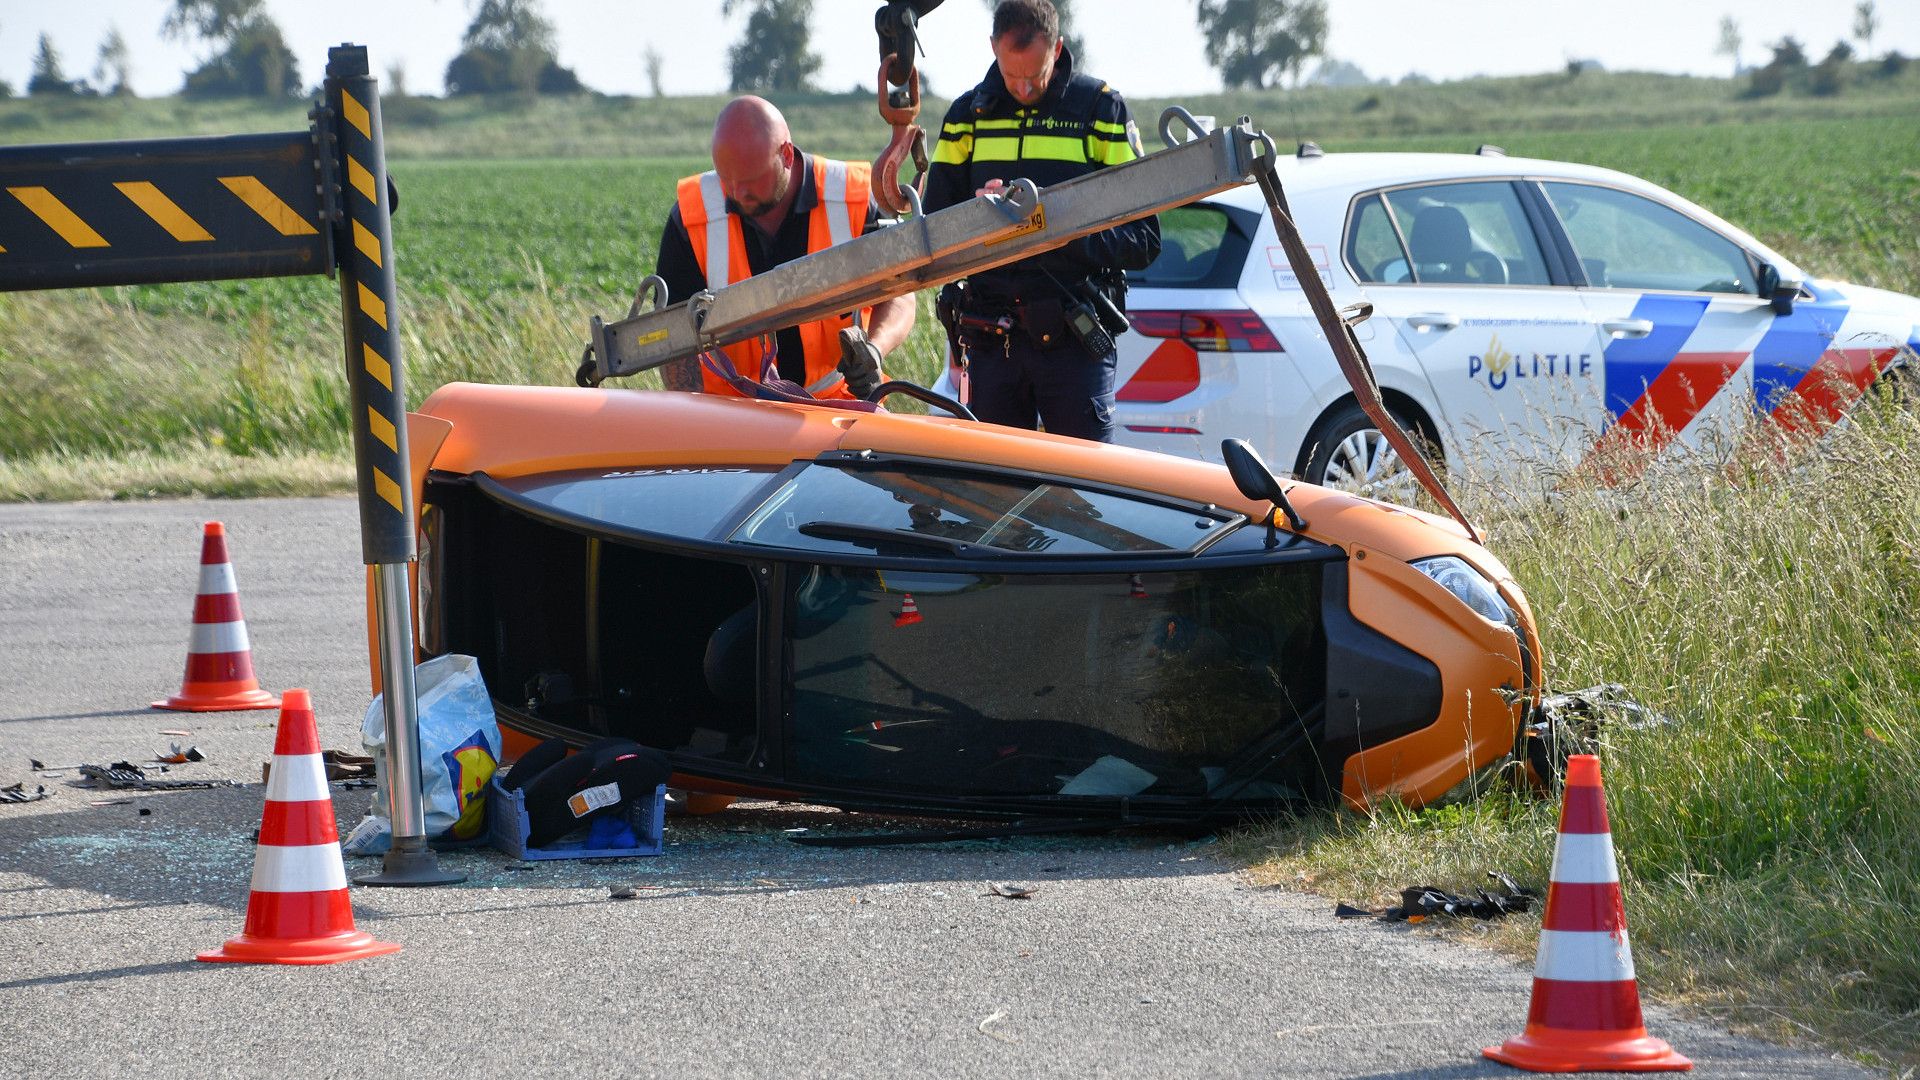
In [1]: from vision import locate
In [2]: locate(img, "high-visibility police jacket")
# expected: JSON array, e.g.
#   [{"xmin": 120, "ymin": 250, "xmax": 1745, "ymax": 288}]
[
  {"xmin": 672, "ymin": 154, "xmax": 874, "ymax": 397},
  {"xmin": 922, "ymin": 45, "xmax": 1159, "ymax": 309}
]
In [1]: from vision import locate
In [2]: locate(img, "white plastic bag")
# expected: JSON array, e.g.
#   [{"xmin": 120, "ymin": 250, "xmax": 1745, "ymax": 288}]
[{"xmin": 347, "ymin": 654, "xmax": 502, "ymax": 854}]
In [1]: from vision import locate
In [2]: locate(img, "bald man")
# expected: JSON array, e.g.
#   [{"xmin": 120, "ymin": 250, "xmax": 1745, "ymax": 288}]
[{"xmin": 652, "ymin": 96, "xmax": 915, "ymax": 398}]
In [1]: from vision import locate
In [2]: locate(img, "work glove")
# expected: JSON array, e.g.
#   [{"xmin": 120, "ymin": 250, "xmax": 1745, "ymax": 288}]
[{"xmin": 837, "ymin": 326, "xmax": 886, "ymax": 400}]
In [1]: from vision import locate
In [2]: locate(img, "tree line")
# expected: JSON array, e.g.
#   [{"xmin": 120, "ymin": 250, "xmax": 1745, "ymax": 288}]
[
  {"xmin": 2, "ymin": 0, "xmax": 1330, "ymax": 100},
  {"xmin": 6, "ymin": 0, "xmax": 1904, "ymax": 102}
]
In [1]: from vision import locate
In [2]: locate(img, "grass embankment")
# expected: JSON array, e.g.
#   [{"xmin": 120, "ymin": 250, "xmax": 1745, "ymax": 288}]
[{"xmin": 1227, "ymin": 398, "xmax": 1920, "ymax": 1069}]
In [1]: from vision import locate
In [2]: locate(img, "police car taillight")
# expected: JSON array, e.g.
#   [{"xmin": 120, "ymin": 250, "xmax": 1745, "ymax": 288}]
[
  {"xmin": 1119, "ymin": 310, "xmax": 1281, "ymax": 404},
  {"xmin": 1130, "ymin": 309, "xmax": 1282, "ymax": 353}
]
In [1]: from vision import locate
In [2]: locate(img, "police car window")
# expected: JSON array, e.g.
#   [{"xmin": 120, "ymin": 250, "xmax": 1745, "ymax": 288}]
[
  {"xmin": 1130, "ymin": 205, "xmax": 1233, "ymax": 288},
  {"xmin": 1381, "ymin": 182, "xmax": 1550, "ymax": 286},
  {"xmin": 731, "ymin": 462, "xmax": 1233, "ymax": 557},
  {"xmin": 1347, "ymin": 194, "xmax": 1410, "ymax": 284},
  {"xmin": 1543, "ymin": 183, "xmax": 1753, "ymax": 295}
]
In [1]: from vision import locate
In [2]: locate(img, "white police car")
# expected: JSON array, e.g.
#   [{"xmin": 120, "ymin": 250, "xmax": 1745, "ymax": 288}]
[{"xmin": 940, "ymin": 149, "xmax": 1920, "ymax": 496}]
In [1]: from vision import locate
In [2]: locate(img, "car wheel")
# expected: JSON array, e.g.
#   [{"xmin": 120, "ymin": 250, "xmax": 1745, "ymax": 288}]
[{"xmin": 1302, "ymin": 403, "xmax": 1429, "ymax": 504}]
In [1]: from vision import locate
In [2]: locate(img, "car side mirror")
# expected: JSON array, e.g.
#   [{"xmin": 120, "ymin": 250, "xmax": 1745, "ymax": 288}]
[
  {"xmin": 1221, "ymin": 438, "xmax": 1306, "ymax": 540},
  {"xmin": 1757, "ymin": 262, "xmax": 1802, "ymax": 316}
]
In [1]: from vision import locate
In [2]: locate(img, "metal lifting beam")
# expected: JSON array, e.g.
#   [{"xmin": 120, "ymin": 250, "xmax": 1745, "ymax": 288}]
[{"xmin": 582, "ymin": 111, "xmax": 1275, "ymax": 385}]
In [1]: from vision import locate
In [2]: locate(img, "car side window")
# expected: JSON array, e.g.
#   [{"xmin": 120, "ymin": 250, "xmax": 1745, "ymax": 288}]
[
  {"xmin": 1130, "ymin": 205, "xmax": 1232, "ymax": 287},
  {"xmin": 1542, "ymin": 182, "xmax": 1754, "ymax": 295},
  {"xmin": 1380, "ymin": 181, "xmax": 1551, "ymax": 286},
  {"xmin": 1347, "ymin": 194, "xmax": 1409, "ymax": 284}
]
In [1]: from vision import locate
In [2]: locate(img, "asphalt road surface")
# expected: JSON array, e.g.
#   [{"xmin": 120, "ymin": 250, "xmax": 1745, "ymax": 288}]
[{"xmin": 0, "ymin": 498, "xmax": 1870, "ymax": 1079}]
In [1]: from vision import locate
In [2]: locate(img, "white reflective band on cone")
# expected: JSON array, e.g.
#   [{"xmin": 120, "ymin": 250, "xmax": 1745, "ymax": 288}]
[
  {"xmin": 189, "ymin": 620, "xmax": 250, "ymax": 655},
  {"xmin": 250, "ymin": 843, "xmax": 350, "ymax": 893},
  {"xmin": 265, "ymin": 754, "xmax": 331, "ymax": 804},
  {"xmin": 1534, "ymin": 928, "xmax": 1636, "ymax": 981},
  {"xmin": 1548, "ymin": 833, "xmax": 1622, "ymax": 884},
  {"xmin": 197, "ymin": 563, "xmax": 238, "ymax": 596}
]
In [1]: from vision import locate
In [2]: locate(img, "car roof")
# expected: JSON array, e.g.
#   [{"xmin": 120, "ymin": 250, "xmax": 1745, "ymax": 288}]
[{"xmin": 1206, "ymin": 151, "xmax": 1660, "ymax": 207}]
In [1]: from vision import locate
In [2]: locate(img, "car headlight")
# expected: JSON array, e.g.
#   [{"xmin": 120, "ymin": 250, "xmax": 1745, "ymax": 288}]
[{"xmin": 1412, "ymin": 555, "xmax": 1516, "ymax": 628}]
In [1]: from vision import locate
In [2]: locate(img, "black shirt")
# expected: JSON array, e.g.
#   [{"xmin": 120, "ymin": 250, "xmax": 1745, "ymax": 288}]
[{"xmin": 654, "ymin": 151, "xmax": 881, "ymax": 384}]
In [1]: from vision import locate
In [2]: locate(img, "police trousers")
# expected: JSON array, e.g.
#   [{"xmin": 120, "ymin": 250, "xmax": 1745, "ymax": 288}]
[{"xmin": 960, "ymin": 329, "xmax": 1116, "ymax": 444}]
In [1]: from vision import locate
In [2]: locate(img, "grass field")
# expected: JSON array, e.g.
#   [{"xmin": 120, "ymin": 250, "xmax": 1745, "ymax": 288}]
[
  {"xmin": 4, "ymin": 110, "xmax": 1915, "ymax": 472},
  {"xmin": 2, "ymin": 74, "xmax": 1917, "ymax": 1067}
]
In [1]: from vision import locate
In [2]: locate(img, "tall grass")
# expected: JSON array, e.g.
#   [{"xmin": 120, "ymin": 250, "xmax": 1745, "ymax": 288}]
[
  {"xmin": 0, "ymin": 278, "xmax": 950, "ymax": 500},
  {"xmin": 1229, "ymin": 397, "xmax": 1920, "ymax": 1068}
]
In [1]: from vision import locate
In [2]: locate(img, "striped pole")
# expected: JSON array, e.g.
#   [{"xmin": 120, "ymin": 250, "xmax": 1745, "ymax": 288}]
[
  {"xmin": 152, "ymin": 522, "xmax": 279, "ymax": 712},
  {"xmin": 322, "ymin": 45, "xmax": 460, "ymax": 886},
  {"xmin": 1484, "ymin": 755, "xmax": 1690, "ymax": 1072},
  {"xmin": 198, "ymin": 689, "xmax": 400, "ymax": 965}
]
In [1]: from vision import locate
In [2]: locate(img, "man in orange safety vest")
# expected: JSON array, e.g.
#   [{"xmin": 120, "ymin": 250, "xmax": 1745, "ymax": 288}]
[{"xmin": 652, "ymin": 96, "xmax": 916, "ymax": 398}]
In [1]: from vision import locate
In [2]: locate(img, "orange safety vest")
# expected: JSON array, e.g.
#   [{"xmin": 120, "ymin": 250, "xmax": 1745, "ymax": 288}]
[{"xmin": 676, "ymin": 156, "xmax": 875, "ymax": 398}]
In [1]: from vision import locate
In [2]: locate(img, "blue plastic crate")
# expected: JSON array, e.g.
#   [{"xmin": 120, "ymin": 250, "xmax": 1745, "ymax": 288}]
[{"xmin": 487, "ymin": 775, "xmax": 666, "ymax": 861}]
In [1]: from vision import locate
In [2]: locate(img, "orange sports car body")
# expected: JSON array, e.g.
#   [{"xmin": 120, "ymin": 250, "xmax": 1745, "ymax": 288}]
[{"xmin": 385, "ymin": 382, "xmax": 1541, "ymax": 823}]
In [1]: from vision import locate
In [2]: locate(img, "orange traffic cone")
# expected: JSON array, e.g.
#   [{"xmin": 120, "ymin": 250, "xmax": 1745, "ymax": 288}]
[
  {"xmin": 153, "ymin": 522, "xmax": 279, "ymax": 712},
  {"xmin": 198, "ymin": 690, "xmax": 400, "ymax": 965},
  {"xmin": 1127, "ymin": 573, "xmax": 1148, "ymax": 599},
  {"xmin": 893, "ymin": 593, "xmax": 923, "ymax": 627},
  {"xmin": 1484, "ymin": 754, "xmax": 1690, "ymax": 1072}
]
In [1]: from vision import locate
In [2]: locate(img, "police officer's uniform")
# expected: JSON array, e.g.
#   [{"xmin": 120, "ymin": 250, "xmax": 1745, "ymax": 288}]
[{"xmin": 923, "ymin": 45, "xmax": 1160, "ymax": 443}]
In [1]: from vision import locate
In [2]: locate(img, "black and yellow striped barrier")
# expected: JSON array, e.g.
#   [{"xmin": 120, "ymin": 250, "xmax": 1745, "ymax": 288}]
[{"xmin": 0, "ymin": 132, "xmax": 327, "ymax": 290}]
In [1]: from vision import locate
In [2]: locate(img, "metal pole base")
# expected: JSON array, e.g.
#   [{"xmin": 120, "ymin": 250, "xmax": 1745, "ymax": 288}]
[{"xmin": 353, "ymin": 836, "xmax": 465, "ymax": 887}]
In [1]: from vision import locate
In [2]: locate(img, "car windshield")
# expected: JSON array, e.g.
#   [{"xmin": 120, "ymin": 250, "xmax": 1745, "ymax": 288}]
[{"xmin": 731, "ymin": 461, "xmax": 1237, "ymax": 558}]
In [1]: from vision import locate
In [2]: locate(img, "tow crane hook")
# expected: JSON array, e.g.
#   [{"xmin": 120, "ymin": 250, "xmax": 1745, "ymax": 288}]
[{"xmin": 873, "ymin": 1, "xmax": 942, "ymax": 216}]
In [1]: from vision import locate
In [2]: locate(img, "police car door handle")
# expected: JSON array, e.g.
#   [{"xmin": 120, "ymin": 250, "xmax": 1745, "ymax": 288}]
[
  {"xmin": 1406, "ymin": 313, "xmax": 1460, "ymax": 331},
  {"xmin": 1602, "ymin": 318, "xmax": 1655, "ymax": 339}
]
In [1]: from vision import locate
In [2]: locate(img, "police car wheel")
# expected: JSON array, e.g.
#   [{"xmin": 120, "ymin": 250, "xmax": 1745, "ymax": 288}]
[{"xmin": 1302, "ymin": 404, "xmax": 1427, "ymax": 504}]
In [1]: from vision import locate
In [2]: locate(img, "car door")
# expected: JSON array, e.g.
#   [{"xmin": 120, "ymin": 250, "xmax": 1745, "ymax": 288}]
[
  {"xmin": 1354, "ymin": 180, "xmax": 1611, "ymax": 482},
  {"xmin": 1539, "ymin": 180, "xmax": 1883, "ymax": 466}
]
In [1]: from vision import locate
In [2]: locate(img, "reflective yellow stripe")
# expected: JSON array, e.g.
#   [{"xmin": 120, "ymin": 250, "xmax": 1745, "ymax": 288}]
[
  {"xmin": 973, "ymin": 136, "xmax": 1020, "ymax": 162},
  {"xmin": 373, "ymin": 468, "xmax": 403, "ymax": 512},
  {"xmin": 933, "ymin": 136, "xmax": 973, "ymax": 165},
  {"xmin": 363, "ymin": 343, "xmax": 393, "ymax": 390},
  {"xmin": 1093, "ymin": 119, "xmax": 1128, "ymax": 136},
  {"xmin": 114, "ymin": 181, "xmax": 213, "ymax": 241},
  {"xmin": 975, "ymin": 118, "xmax": 1022, "ymax": 130},
  {"xmin": 1024, "ymin": 135, "xmax": 1087, "ymax": 163},
  {"xmin": 1087, "ymin": 137, "xmax": 1139, "ymax": 166},
  {"xmin": 347, "ymin": 156, "xmax": 377, "ymax": 204},
  {"xmin": 357, "ymin": 281, "xmax": 388, "ymax": 329},
  {"xmin": 219, "ymin": 176, "xmax": 318, "ymax": 236},
  {"xmin": 8, "ymin": 186, "xmax": 109, "ymax": 248},
  {"xmin": 352, "ymin": 219, "xmax": 382, "ymax": 266},
  {"xmin": 342, "ymin": 89, "xmax": 371, "ymax": 139},
  {"xmin": 367, "ymin": 406, "xmax": 397, "ymax": 452},
  {"xmin": 941, "ymin": 122, "xmax": 975, "ymax": 135}
]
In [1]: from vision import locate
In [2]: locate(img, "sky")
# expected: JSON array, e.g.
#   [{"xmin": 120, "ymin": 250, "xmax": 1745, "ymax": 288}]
[{"xmin": 1, "ymin": 1, "xmax": 1916, "ymax": 100}]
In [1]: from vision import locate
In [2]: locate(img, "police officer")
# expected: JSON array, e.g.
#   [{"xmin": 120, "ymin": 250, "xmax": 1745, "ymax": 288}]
[
  {"xmin": 653, "ymin": 96, "xmax": 914, "ymax": 398},
  {"xmin": 923, "ymin": 0, "xmax": 1159, "ymax": 442}
]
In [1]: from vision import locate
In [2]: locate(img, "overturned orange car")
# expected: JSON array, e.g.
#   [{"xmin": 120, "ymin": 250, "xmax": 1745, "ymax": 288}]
[{"xmin": 387, "ymin": 379, "xmax": 1540, "ymax": 825}]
